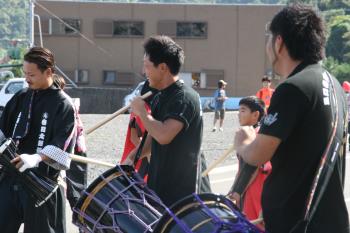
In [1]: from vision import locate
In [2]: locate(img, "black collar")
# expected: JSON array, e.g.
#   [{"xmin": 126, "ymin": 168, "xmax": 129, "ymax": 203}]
[
  {"xmin": 158, "ymin": 80, "xmax": 183, "ymax": 96},
  {"xmin": 287, "ymin": 61, "xmax": 315, "ymax": 78},
  {"xmin": 32, "ymin": 83, "xmax": 60, "ymax": 95}
]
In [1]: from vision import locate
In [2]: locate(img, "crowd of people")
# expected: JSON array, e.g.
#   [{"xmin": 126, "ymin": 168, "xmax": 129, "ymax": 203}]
[{"xmin": 0, "ymin": 3, "xmax": 349, "ymax": 233}]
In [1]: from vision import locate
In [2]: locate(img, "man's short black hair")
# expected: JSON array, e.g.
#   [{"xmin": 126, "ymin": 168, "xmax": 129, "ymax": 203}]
[
  {"xmin": 143, "ymin": 35, "xmax": 185, "ymax": 76},
  {"xmin": 239, "ymin": 96, "xmax": 266, "ymax": 121},
  {"xmin": 269, "ymin": 4, "xmax": 325, "ymax": 64}
]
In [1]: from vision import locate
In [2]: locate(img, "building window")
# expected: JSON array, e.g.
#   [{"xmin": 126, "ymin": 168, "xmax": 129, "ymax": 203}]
[
  {"xmin": 113, "ymin": 21, "xmax": 144, "ymax": 37},
  {"xmin": 103, "ymin": 70, "xmax": 117, "ymax": 85},
  {"xmin": 180, "ymin": 72, "xmax": 206, "ymax": 89},
  {"xmin": 191, "ymin": 72, "xmax": 202, "ymax": 88},
  {"xmin": 64, "ymin": 19, "xmax": 81, "ymax": 35},
  {"xmin": 176, "ymin": 22, "xmax": 207, "ymax": 39},
  {"xmin": 75, "ymin": 70, "xmax": 89, "ymax": 84},
  {"xmin": 51, "ymin": 18, "xmax": 81, "ymax": 36},
  {"xmin": 34, "ymin": 17, "xmax": 50, "ymax": 35}
]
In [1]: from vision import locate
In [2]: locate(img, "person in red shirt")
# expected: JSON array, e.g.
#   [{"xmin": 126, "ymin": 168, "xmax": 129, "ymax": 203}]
[
  {"xmin": 256, "ymin": 75, "xmax": 274, "ymax": 109},
  {"xmin": 228, "ymin": 96, "xmax": 271, "ymax": 228}
]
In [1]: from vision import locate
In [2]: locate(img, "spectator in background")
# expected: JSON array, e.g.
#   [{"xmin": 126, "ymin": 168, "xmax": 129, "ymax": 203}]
[
  {"xmin": 212, "ymin": 80, "xmax": 228, "ymax": 132},
  {"xmin": 256, "ymin": 75, "xmax": 274, "ymax": 109}
]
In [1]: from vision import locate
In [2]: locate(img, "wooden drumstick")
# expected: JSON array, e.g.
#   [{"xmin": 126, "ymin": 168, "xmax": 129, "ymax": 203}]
[
  {"xmin": 69, "ymin": 154, "xmax": 115, "ymax": 168},
  {"xmin": 250, "ymin": 217, "xmax": 264, "ymax": 225},
  {"xmin": 86, "ymin": 91, "xmax": 153, "ymax": 135},
  {"xmin": 201, "ymin": 144, "xmax": 235, "ymax": 177}
]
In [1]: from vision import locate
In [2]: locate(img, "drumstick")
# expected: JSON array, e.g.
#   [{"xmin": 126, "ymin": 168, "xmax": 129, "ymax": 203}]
[
  {"xmin": 69, "ymin": 154, "xmax": 115, "ymax": 168},
  {"xmin": 86, "ymin": 91, "xmax": 153, "ymax": 135},
  {"xmin": 201, "ymin": 145, "xmax": 235, "ymax": 177},
  {"xmin": 250, "ymin": 217, "xmax": 264, "ymax": 225}
]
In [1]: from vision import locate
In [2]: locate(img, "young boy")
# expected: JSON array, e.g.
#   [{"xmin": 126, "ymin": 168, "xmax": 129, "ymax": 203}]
[
  {"xmin": 228, "ymin": 96, "xmax": 272, "ymax": 224},
  {"xmin": 256, "ymin": 75, "xmax": 274, "ymax": 109}
]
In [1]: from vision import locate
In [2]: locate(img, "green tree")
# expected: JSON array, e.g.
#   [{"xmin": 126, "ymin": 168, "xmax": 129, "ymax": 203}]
[
  {"xmin": 326, "ymin": 15, "xmax": 350, "ymax": 63},
  {"xmin": 324, "ymin": 57, "xmax": 350, "ymax": 83},
  {"xmin": 0, "ymin": 0, "xmax": 29, "ymax": 47}
]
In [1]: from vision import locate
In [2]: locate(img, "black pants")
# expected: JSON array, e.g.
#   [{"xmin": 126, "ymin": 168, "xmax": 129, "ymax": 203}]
[
  {"xmin": 0, "ymin": 176, "xmax": 66, "ymax": 233},
  {"xmin": 66, "ymin": 160, "xmax": 87, "ymax": 209}
]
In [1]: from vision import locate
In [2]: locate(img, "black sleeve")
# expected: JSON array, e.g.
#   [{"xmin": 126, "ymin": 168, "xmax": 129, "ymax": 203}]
[
  {"xmin": 0, "ymin": 91, "xmax": 22, "ymax": 139},
  {"xmin": 51, "ymin": 101, "xmax": 76, "ymax": 151},
  {"xmin": 164, "ymin": 100, "xmax": 194, "ymax": 130},
  {"xmin": 259, "ymin": 83, "xmax": 309, "ymax": 141},
  {"xmin": 230, "ymin": 156, "xmax": 257, "ymax": 195},
  {"xmin": 41, "ymin": 99, "xmax": 76, "ymax": 170}
]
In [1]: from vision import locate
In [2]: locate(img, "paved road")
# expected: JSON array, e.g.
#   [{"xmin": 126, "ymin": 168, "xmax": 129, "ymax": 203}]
[{"xmin": 21, "ymin": 112, "xmax": 350, "ymax": 232}]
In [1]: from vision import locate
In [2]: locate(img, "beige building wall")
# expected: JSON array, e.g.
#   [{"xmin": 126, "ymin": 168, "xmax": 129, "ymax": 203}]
[{"xmin": 34, "ymin": 1, "xmax": 282, "ymax": 96}]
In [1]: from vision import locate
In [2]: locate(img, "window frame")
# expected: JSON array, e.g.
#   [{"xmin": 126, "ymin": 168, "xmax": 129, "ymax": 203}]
[
  {"xmin": 176, "ymin": 21, "xmax": 208, "ymax": 39},
  {"xmin": 103, "ymin": 70, "xmax": 118, "ymax": 85},
  {"xmin": 112, "ymin": 20, "xmax": 145, "ymax": 38}
]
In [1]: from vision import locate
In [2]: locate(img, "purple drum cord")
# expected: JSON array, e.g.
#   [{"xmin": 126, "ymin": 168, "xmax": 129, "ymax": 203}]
[
  {"xmin": 74, "ymin": 166, "xmax": 164, "ymax": 232},
  {"xmin": 193, "ymin": 194, "xmax": 265, "ymax": 233}
]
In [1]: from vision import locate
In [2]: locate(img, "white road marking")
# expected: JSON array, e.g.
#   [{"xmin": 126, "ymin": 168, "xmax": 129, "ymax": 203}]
[{"xmin": 210, "ymin": 164, "xmax": 238, "ymax": 175}]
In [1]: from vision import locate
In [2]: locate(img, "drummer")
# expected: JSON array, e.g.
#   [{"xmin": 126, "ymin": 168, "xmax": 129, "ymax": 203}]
[
  {"xmin": 234, "ymin": 4, "xmax": 349, "ymax": 233},
  {"xmin": 0, "ymin": 47, "xmax": 76, "ymax": 233},
  {"xmin": 123, "ymin": 35, "xmax": 203, "ymax": 206}
]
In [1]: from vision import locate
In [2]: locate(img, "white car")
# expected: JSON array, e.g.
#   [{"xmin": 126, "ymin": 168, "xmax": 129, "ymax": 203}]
[
  {"xmin": 123, "ymin": 81, "xmax": 145, "ymax": 109},
  {"xmin": 0, "ymin": 78, "xmax": 28, "ymax": 116}
]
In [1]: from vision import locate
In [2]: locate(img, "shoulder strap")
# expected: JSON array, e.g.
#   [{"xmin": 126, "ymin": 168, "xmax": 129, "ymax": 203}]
[
  {"xmin": 133, "ymin": 131, "xmax": 148, "ymax": 166},
  {"xmin": 290, "ymin": 71, "xmax": 347, "ymax": 232}
]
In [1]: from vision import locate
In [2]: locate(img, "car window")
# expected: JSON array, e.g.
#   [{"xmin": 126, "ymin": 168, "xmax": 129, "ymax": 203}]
[{"xmin": 5, "ymin": 82, "xmax": 24, "ymax": 94}]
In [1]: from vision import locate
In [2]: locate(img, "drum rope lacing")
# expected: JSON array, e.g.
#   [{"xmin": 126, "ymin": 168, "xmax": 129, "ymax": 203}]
[{"xmin": 193, "ymin": 194, "xmax": 264, "ymax": 233}]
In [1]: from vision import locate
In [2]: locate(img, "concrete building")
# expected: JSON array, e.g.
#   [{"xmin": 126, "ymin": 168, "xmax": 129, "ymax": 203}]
[{"xmin": 34, "ymin": 1, "xmax": 283, "ymax": 96}]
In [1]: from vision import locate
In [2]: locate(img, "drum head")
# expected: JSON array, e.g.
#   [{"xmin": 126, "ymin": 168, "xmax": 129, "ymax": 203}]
[
  {"xmin": 73, "ymin": 165, "xmax": 165, "ymax": 233},
  {"xmin": 154, "ymin": 193, "xmax": 239, "ymax": 233}
]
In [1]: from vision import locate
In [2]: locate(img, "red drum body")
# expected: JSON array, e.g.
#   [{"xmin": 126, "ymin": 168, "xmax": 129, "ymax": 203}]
[{"xmin": 73, "ymin": 165, "xmax": 165, "ymax": 233}]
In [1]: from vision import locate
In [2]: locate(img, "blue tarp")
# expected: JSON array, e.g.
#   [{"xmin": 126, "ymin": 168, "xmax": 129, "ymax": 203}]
[{"xmin": 200, "ymin": 97, "xmax": 242, "ymax": 111}]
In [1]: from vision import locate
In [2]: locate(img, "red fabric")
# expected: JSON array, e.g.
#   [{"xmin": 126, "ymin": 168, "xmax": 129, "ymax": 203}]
[
  {"xmin": 342, "ymin": 81, "xmax": 350, "ymax": 92},
  {"xmin": 243, "ymin": 162, "xmax": 272, "ymax": 221},
  {"xmin": 256, "ymin": 87, "xmax": 275, "ymax": 108},
  {"xmin": 120, "ymin": 104, "xmax": 150, "ymax": 172}
]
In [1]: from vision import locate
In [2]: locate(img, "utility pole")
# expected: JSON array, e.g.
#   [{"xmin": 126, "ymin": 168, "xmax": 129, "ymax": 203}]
[{"xmin": 29, "ymin": 0, "xmax": 35, "ymax": 48}]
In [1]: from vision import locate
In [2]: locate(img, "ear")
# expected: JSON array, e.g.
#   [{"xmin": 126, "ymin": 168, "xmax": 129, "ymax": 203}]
[
  {"xmin": 274, "ymin": 35, "xmax": 284, "ymax": 55},
  {"xmin": 159, "ymin": 63, "xmax": 169, "ymax": 73},
  {"xmin": 253, "ymin": 110, "xmax": 260, "ymax": 121},
  {"xmin": 44, "ymin": 67, "xmax": 53, "ymax": 77}
]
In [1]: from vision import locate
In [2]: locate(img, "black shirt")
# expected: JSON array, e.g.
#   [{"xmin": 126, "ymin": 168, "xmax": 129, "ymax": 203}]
[
  {"xmin": 0, "ymin": 85, "xmax": 76, "ymax": 179},
  {"xmin": 259, "ymin": 63, "xmax": 349, "ymax": 233},
  {"xmin": 147, "ymin": 80, "xmax": 203, "ymax": 206}
]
